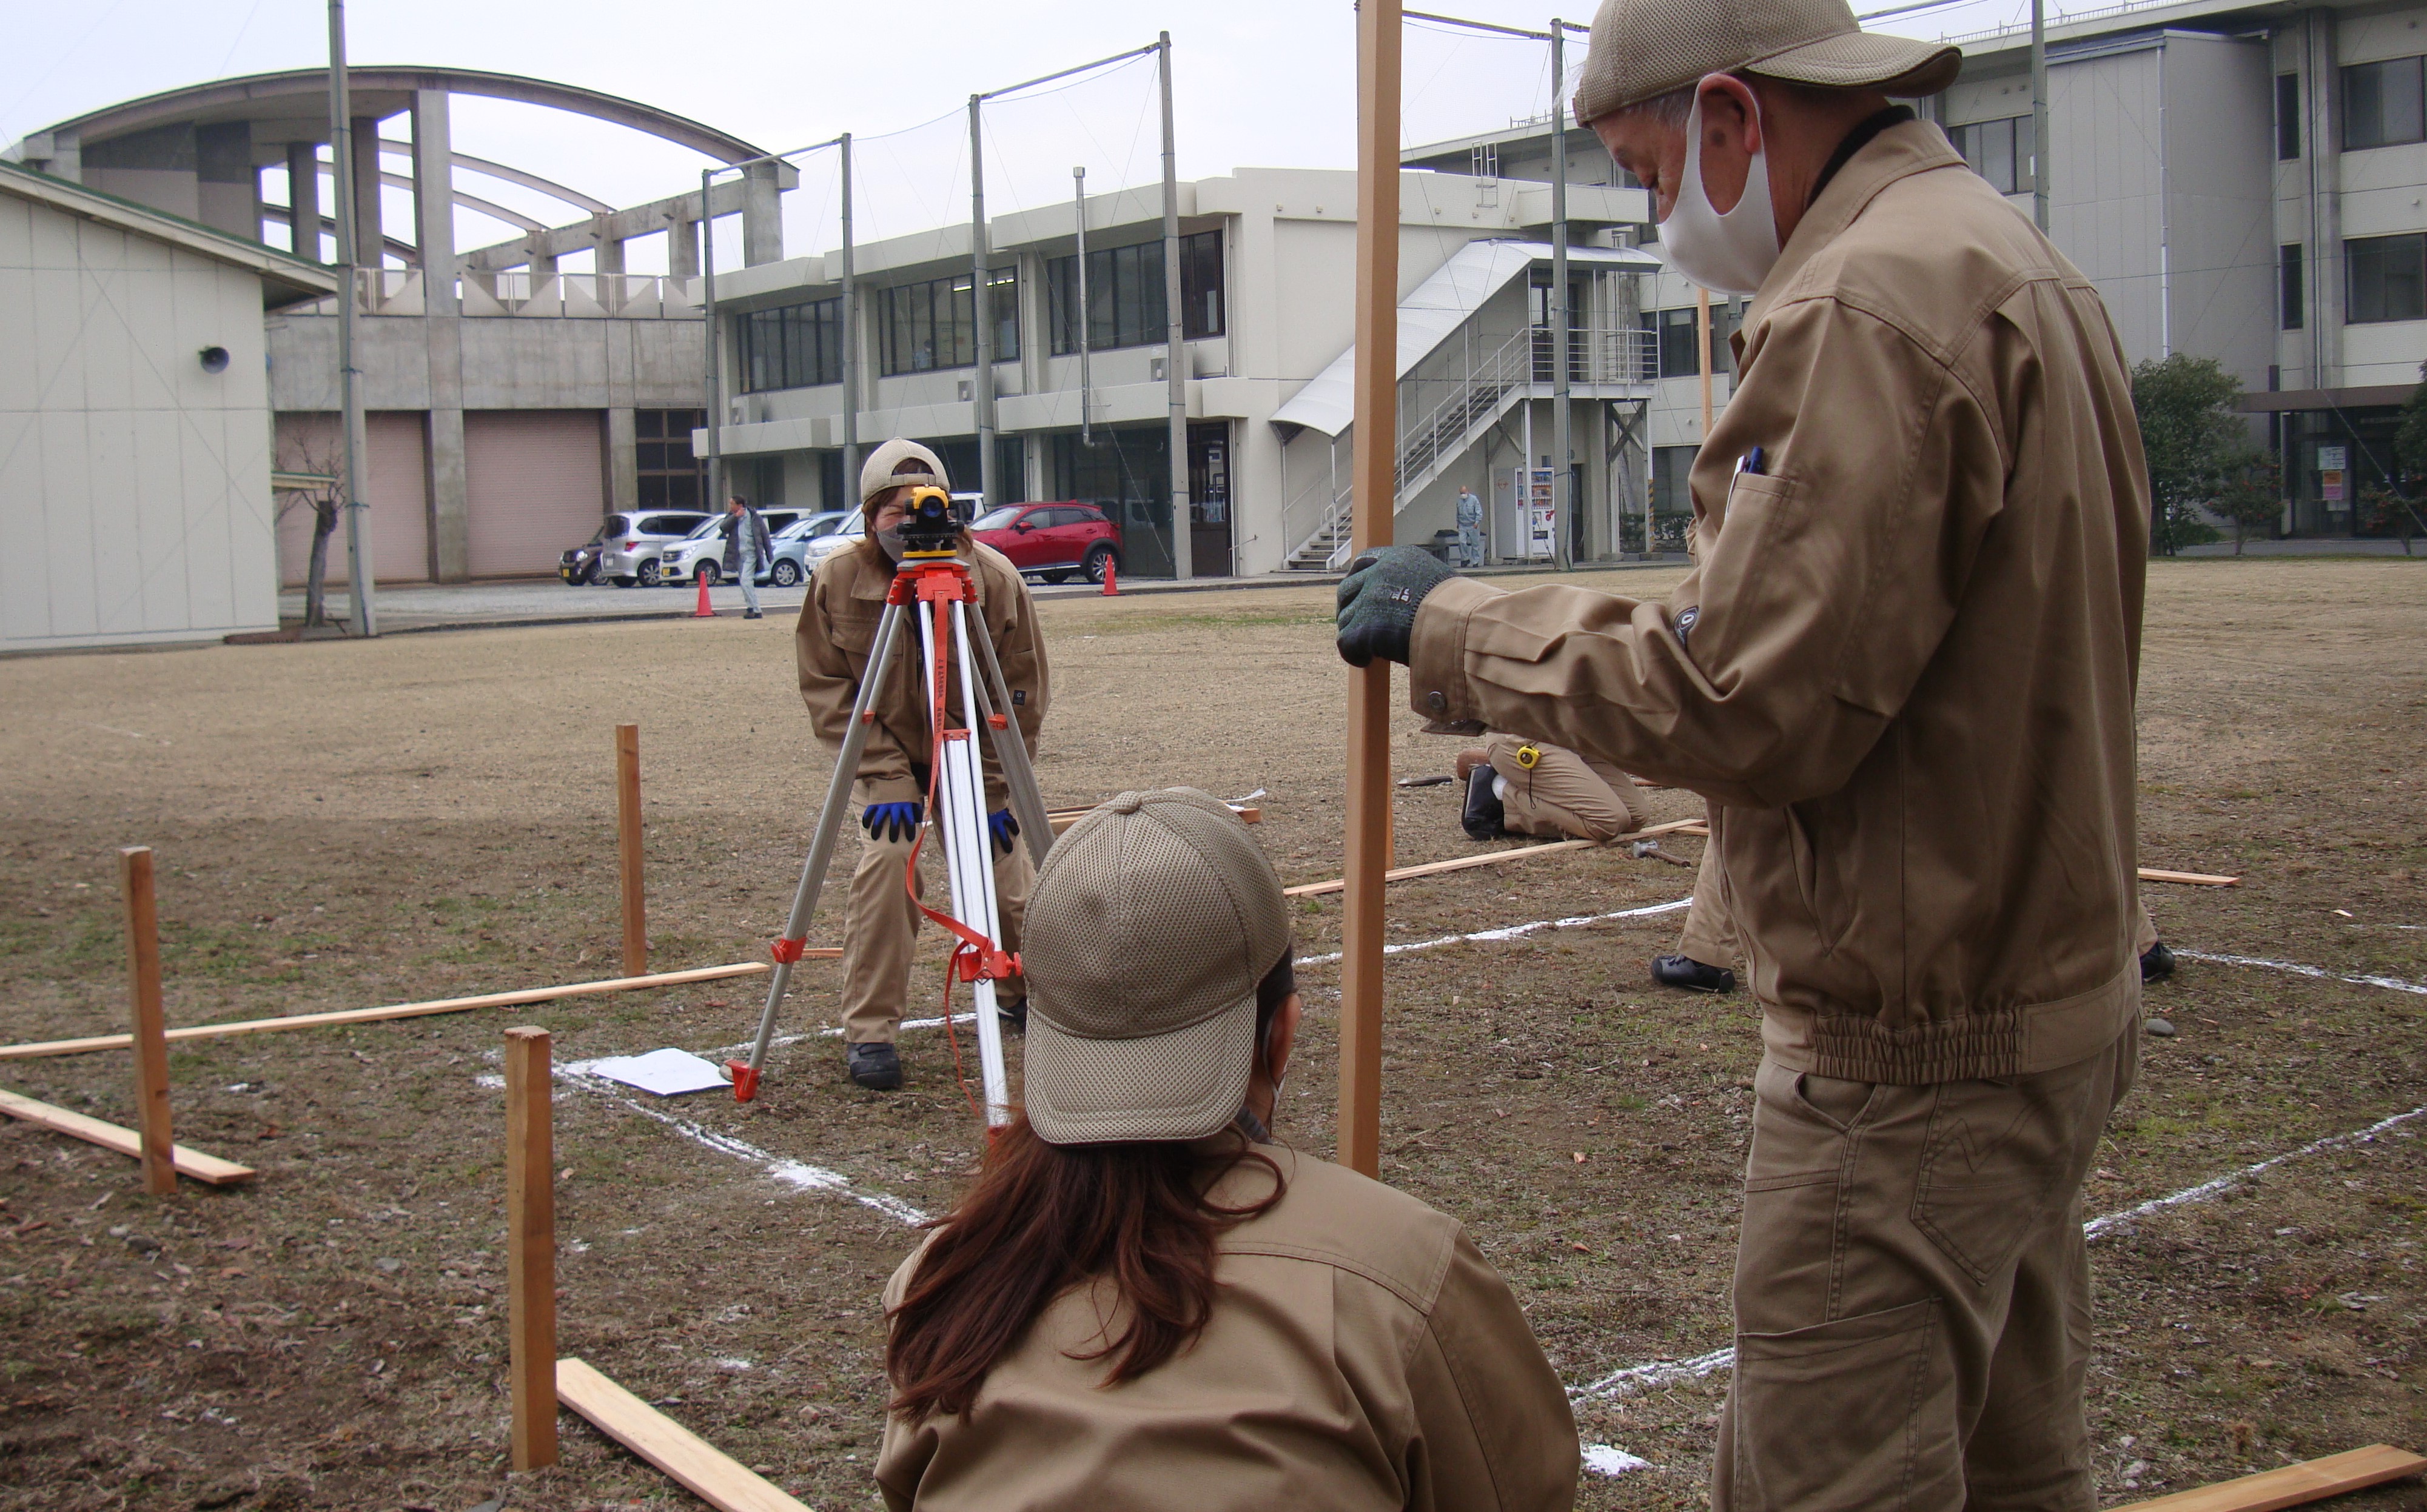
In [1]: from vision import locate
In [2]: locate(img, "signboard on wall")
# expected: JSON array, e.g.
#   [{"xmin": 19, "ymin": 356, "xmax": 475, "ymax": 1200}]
[{"xmin": 2318, "ymin": 444, "xmax": 2348, "ymax": 503}]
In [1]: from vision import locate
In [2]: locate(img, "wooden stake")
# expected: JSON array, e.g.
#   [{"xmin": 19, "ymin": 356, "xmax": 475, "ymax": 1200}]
[
  {"xmin": 616, "ymin": 723, "xmax": 646, "ymax": 978},
  {"xmin": 504, "ymin": 1025, "xmax": 559, "ymax": 1470},
  {"xmin": 1338, "ymin": 0, "xmax": 1401, "ymax": 1180},
  {"xmin": 119, "ymin": 848, "xmax": 174, "ymax": 1197},
  {"xmin": 2116, "ymin": 1443, "xmax": 2424, "ymax": 1511},
  {"xmin": 2140, "ymin": 867, "xmax": 2238, "ymax": 887},
  {"xmin": 0, "ymin": 959, "xmax": 808, "ymax": 1062},
  {"xmin": 0, "ymin": 1088, "xmax": 253, "ymax": 1184}
]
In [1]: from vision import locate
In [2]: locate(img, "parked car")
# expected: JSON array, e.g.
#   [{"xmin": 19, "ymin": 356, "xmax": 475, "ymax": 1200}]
[
  {"xmin": 761, "ymin": 512, "xmax": 852, "ymax": 587},
  {"xmin": 801, "ymin": 514, "xmax": 867, "ymax": 574},
  {"xmin": 654, "ymin": 509, "xmax": 806, "ymax": 585},
  {"xmin": 968, "ymin": 501, "xmax": 1121, "ymax": 583},
  {"xmin": 567, "ymin": 511, "xmax": 710, "ymax": 586}
]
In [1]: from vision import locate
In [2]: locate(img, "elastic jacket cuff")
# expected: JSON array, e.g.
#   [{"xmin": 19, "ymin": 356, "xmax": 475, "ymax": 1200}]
[
  {"xmin": 1406, "ymin": 576, "xmax": 1502, "ymax": 723},
  {"xmin": 859, "ymin": 774, "xmax": 927, "ymax": 806}
]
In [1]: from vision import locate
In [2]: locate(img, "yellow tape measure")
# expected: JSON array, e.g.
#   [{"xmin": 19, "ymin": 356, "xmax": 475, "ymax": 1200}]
[{"xmin": 1514, "ymin": 744, "xmax": 1541, "ymax": 770}]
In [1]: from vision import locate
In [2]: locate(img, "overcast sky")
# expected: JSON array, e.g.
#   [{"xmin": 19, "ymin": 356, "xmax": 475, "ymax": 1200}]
[{"xmin": 5, "ymin": 0, "xmax": 2044, "ymax": 270}]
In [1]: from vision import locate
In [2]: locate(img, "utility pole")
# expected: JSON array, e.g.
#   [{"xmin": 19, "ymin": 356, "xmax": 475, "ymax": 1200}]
[
  {"xmin": 1549, "ymin": 16, "xmax": 1572, "ymax": 569},
  {"xmin": 700, "ymin": 167, "xmax": 723, "ymax": 512},
  {"xmin": 1074, "ymin": 166, "xmax": 1093, "ymax": 446},
  {"xmin": 1160, "ymin": 32, "xmax": 1192, "ymax": 578},
  {"xmin": 326, "ymin": 0, "xmax": 374, "ymax": 635},
  {"xmin": 840, "ymin": 133, "xmax": 859, "ymax": 492},
  {"xmin": 2030, "ymin": 0, "xmax": 2050, "ymax": 232},
  {"xmin": 970, "ymin": 96, "xmax": 998, "ymax": 511}
]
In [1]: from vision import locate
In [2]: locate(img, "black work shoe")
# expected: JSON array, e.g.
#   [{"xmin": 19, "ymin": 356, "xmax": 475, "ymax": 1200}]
[
  {"xmin": 1651, "ymin": 954, "xmax": 1736, "ymax": 994},
  {"xmin": 743, "ymin": 608, "xmax": 764, "ymax": 620},
  {"xmin": 845, "ymin": 1042, "xmax": 902, "ymax": 1091},
  {"xmin": 2140, "ymin": 940, "xmax": 2176, "ymax": 983},
  {"xmin": 998, "ymin": 997, "xmax": 1028, "ymax": 1035},
  {"xmin": 1461, "ymin": 763, "xmax": 1506, "ymax": 841}
]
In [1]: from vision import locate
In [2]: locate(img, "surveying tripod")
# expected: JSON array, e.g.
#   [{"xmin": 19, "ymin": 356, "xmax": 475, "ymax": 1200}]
[{"xmin": 728, "ymin": 547, "xmax": 1054, "ymax": 1122}]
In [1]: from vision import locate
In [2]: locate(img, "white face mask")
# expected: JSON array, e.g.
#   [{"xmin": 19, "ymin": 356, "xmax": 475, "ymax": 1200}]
[{"xmin": 1660, "ymin": 87, "xmax": 1782, "ymax": 298}]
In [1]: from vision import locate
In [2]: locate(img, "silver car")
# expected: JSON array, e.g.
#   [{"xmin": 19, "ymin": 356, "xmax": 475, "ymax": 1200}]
[
  {"xmin": 584, "ymin": 511, "xmax": 711, "ymax": 587},
  {"xmin": 760, "ymin": 512, "xmax": 853, "ymax": 587},
  {"xmin": 654, "ymin": 509, "xmax": 807, "ymax": 585}
]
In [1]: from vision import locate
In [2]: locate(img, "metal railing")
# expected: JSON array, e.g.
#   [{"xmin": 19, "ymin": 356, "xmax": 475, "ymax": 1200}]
[{"xmin": 292, "ymin": 270, "xmax": 707, "ymax": 319}]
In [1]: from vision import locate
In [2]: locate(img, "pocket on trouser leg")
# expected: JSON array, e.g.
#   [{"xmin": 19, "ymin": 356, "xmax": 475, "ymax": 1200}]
[
  {"xmin": 1728, "ymin": 1299, "xmax": 1961, "ymax": 1512},
  {"xmin": 1911, "ymin": 1081, "xmax": 2072, "ymax": 1288}
]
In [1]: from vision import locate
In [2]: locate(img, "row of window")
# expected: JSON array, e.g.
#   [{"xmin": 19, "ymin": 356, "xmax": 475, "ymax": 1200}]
[
  {"xmin": 2277, "ymin": 55, "xmax": 2427, "ymax": 159},
  {"xmin": 1950, "ymin": 114, "xmax": 2036, "ymax": 196},
  {"xmin": 736, "ymin": 233, "xmax": 1227, "ymax": 393},
  {"xmin": 2280, "ymin": 235, "xmax": 2427, "ymax": 327}
]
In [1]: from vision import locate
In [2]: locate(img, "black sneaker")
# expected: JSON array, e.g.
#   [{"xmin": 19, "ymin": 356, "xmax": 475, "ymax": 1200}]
[
  {"xmin": 845, "ymin": 1042, "xmax": 902, "ymax": 1090},
  {"xmin": 998, "ymin": 997, "xmax": 1028, "ymax": 1035},
  {"xmin": 1461, "ymin": 763, "xmax": 1506, "ymax": 841},
  {"xmin": 2140, "ymin": 941, "xmax": 2176, "ymax": 983},
  {"xmin": 1651, "ymin": 954, "xmax": 1736, "ymax": 994},
  {"xmin": 743, "ymin": 608, "xmax": 764, "ymax": 620}
]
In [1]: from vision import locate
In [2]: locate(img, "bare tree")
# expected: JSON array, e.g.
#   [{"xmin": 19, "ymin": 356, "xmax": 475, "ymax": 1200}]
[{"xmin": 274, "ymin": 421, "xmax": 346, "ymax": 628}]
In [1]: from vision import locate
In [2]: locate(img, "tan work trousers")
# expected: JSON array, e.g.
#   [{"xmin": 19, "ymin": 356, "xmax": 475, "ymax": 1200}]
[
  {"xmin": 839, "ymin": 780, "xmax": 1032, "ymax": 1046},
  {"xmin": 1714, "ymin": 1029, "xmax": 2137, "ymax": 1512},
  {"xmin": 1483, "ymin": 734, "xmax": 1649, "ymax": 841},
  {"xmin": 1677, "ymin": 813, "xmax": 1740, "ymax": 968}
]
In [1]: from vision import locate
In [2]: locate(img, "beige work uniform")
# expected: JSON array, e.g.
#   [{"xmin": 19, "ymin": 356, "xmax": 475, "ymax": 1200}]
[
  {"xmin": 1676, "ymin": 826, "xmax": 1741, "ymax": 968},
  {"xmin": 796, "ymin": 538, "xmax": 1049, "ymax": 1044},
  {"xmin": 1481, "ymin": 732, "xmax": 1649, "ymax": 840},
  {"xmin": 877, "ymin": 1146, "xmax": 1579, "ymax": 1511},
  {"xmin": 1407, "ymin": 124, "xmax": 2149, "ymax": 1510}
]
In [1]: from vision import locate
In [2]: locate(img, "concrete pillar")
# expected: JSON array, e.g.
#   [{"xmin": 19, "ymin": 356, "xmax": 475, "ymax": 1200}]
[
  {"xmin": 526, "ymin": 232, "xmax": 557, "ymax": 278},
  {"xmin": 411, "ymin": 90, "xmax": 457, "ymax": 314},
  {"xmin": 2301, "ymin": 10, "xmax": 2342, "ymax": 387},
  {"xmin": 349, "ymin": 116, "xmax": 384, "ymax": 270},
  {"xmin": 668, "ymin": 215, "xmax": 699, "ymax": 277},
  {"xmin": 741, "ymin": 161, "xmax": 782, "ymax": 267},
  {"xmin": 607, "ymin": 407, "xmax": 639, "ymax": 512},
  {"xmin": 285, "ymin": 142, "xmax": 322, "ymax": 261},
  {"xmin": 426, "ymin": 401, "xmax": 470, "ymax": 581}
]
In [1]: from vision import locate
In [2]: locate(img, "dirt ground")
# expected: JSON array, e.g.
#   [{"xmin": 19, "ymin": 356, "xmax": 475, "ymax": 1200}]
[{"xmin": 0, "ymin": 557, "xmax": 2420, "ymax": 1512}]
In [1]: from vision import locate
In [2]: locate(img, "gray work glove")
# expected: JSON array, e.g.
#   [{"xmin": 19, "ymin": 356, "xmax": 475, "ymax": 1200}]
[{"xmin": 1335, "ymin": 546, "xmax": 1455, "ymax": 667}]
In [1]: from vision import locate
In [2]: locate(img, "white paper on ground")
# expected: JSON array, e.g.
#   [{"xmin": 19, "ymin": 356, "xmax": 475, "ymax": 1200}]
[
  {"xmin": 1583, "ymin": 1445, "xmax": 1653, "ymax": 1476},
  {"xmin": 587, "ymin": 1047, "xmax": 731, "ymax": 1097}
]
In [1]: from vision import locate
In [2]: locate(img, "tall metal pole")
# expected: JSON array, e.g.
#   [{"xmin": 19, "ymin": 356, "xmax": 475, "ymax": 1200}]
[
  {"xmin": 840, "ymin": 133, "xmax": 860, "ymax": 492},
  {"xmin": 701, "ymin": 168, "xmax": 723, "ymax": 510},
  {"xmin": 1074, "ymin": 166, "xmax": 1093, "ymax": 446},
  {"xmin": 1549, "ymin": 18, "xmax": 1572, "ymax": 569},
  {"xmin": 2030, "ymin": 0, "xmax": 2050, "ymax": 232},
  {"xmin": 1340, "ymin": 0, "xmax": 1400, "ymax": 1180},
  {"xmin": 326, "ymin": 0, "xmax": 374, "ymax": 635},
  {"xmin": 1160, "ymin": 32, "xmax": 1193, "ymax": 578},
  {"xmin": 970, "ymin": 96, "xmax": 998, "ymax": 510}
]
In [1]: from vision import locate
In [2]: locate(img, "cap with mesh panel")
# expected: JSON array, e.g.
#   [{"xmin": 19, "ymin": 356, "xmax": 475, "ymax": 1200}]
[
  {"xmin": 1572, "ymin": 0, "xmax": 1960, "ymax": 124},
  {"xmin": 1022, "ymin": 789, "xmax": 1294, "ymax": 1145},
  {"xmin": 859, "ymin": 438, "xmax": 949, "ymax": 507}
]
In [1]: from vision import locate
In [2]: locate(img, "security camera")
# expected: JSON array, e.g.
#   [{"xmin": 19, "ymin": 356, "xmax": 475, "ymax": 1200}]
[{"xmin": 198, "ymin": 346, "xmax": 230, "ymax": 374}]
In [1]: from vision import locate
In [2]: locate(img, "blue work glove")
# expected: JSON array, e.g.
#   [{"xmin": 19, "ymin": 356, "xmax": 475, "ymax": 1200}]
[
  {"xmin": 1335, "ymin": 546, "xmax": 1455, "ymax": 667},
  {"xmin": 862, "ymin": 801, "xmax": 924, "ymax": 844},
  {"xmin": 988, "ymin": 809, "xmax": 1020, "ymax": 855}
]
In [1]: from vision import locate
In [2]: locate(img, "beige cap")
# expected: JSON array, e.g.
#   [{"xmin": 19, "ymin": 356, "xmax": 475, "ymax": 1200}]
[
  {"xmin": 1573, "ymin": 0, "xmax": 1961, "ymax": 124},
  {"xmin": 1021, "ymin": 789, "xmax": 1294, "ymax": 1146},
  {"xmin": 858, "ymin": 438, "xmax": 949, "ymax": 507}
]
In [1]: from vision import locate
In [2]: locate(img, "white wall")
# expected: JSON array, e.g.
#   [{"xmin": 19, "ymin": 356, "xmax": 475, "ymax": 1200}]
[{"xmin": 0, "ymin": 190, "xmax": 278, "ymax": 651}]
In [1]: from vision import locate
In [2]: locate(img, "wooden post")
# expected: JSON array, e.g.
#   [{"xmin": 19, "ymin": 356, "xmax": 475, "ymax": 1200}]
[
  {"xmin": 616, "ymin": 723, "xmax": 646, "ymax": 977},
  {"xmin": 505, "ymin": 1025, "xmax": 559, "ymax": 1470},
  {"xmin": 119, "ymin": 848, "xmax": 174, "ymax": 1197},
  {"xmin": 1338, "ymin": 0, "xmax": 1401, "ymax": 1180}
]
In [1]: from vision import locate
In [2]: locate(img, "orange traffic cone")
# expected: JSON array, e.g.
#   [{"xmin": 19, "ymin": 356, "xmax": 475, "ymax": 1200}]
[
  {"xmin": 694, "ymin": 570, "xmax": 716, "ymax": 618},
  {"xmin": 1101, "ymin": 558, "xmax": 1118, "ymax": 597}
]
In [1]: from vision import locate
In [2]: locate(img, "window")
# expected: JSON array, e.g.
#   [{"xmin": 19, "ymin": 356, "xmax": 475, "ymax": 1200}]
[
  {"xmin": 879, "ymin": 269, "xmax": 1019, "ymax": 376},
  {"xmin": 2347, "ymin": 233, "xmax": 2426, "ymax": 323},
  {"xmin": 2344, "ymin": 56, "xmax": 2426, "ymax": 150},
  {"xmin": 2277, "ymin": 73, "xmax": 2301, "ymax": 159},
  {"xmin": 2280, "ymin": 244, "xmax": 2304, "ymax": 330},
  {"xmin": 738, "ymin": 298, "xmax": 842, "ymax": 393},
  {"xmin": 634, "ymin": 410, "xmax": 704, "ymax": 510},
  {"xmin": 1640, "ymin": 306, "xmax": 1734, "ymax": 379},
  {"xmin": 1045, "ymin": 230, "xmax": 1225, "ymax": 355},
  {"xmin": 1949, "ymin": 115, "xmax": 2035, "ymax": 195},
  {"xmin": 1651, "ymin": 445, "xmax": 1697, "ymax": 517}
]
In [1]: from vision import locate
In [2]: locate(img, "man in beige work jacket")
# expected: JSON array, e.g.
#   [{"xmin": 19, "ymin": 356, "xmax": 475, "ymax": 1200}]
[
  {"xmin": 797, "ymin": 440, "xmax": 1049, "ymax": 1091},
  {"xmin": 1336, "ymin": 0, "xmax": 2152, "ymax": 1504}
]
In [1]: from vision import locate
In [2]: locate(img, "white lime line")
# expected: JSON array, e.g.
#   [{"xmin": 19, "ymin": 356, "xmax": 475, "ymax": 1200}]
[
  {"xmin": 2175, "ymin": 949, "xmax": 2427, "ymax": 996},
  {"xmin": 1293, "ymin": 896, "xmax": 1693, "ymax": 968}
]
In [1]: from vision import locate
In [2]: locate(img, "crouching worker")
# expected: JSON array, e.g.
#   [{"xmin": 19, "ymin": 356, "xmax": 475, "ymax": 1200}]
[
  {"xmin": 797, "ymin": 440, "xmax": 1049, "ymax": 1092},
  {"xmin": 876, "ymin": 789, "xmax": 1580, "ymax": 1511},
  {"xmin": 1453, "ymin": 734, "xmax": 1650, "ymax": 843}
]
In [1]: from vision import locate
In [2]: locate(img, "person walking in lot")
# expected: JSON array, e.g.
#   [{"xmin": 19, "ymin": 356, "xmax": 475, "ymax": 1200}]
[
  {"xmin": 796, "ymin": 440, "xmax": 1048, "ymax": 1091},
  {"xmin": 876, "ymin": 788, "xmax": 1579, "ymax": 1511},
  {"xmin": 1455, "ymin": 484, "xmax": 1486, "ymax": 567},
  {"xmin": 724, "ymin": 494, "xmax": 774, "ymax": 620},
  {"xmin": 1335, "ymin": 0, "xmax": 2154, "ymax": 1504}
]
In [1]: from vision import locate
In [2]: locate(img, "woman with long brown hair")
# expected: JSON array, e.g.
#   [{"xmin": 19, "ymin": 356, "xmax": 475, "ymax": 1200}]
[{"xmin": 875, "ymin": 789, "xmax": 1578, "ymax": 1511}]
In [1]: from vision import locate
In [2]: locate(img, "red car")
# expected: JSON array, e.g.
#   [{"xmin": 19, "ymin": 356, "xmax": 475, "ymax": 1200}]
[{"xmin": 968, "ymin": 501, "xmax": 1122, "ymax": 584}]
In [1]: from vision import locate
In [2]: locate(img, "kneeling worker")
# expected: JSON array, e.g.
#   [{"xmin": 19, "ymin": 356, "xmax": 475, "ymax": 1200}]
[
  {"xmin": 878, "ymin": 789, "xmax": 1578, "ymax": 1509},
  {"xmin": 796, "ymin": 440, "xmax": 1049, "ymax": 1091},
  {"xmin": 1454, "ymin": 734, "xmax": 1650, "ymax": 843}
]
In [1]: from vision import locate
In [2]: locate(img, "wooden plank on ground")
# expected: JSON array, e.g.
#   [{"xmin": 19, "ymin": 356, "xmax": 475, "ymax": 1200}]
[
  {"xmin": 1285, "ymin": 818, "xmax": 1710, "ymax": 899},
  {"xmin": 556, "ymin": 1357, "xmax": 808, "ymax": 1512},
  {"xmin": 2141, "ymin": 867, "xmax": 2240, "ymax": 887},
  {"xmin": 0, "ymin": 959, "xmax": 819, "ymax": 1062},
  {"xmin": 1049, "ymin": 802, "xmax": 1260, "ymax": 834},
  {"xmin": 2116, "ymin": 1444, "xmax": 2425, "ymax": 1512},
  {"xmin": 0, "ymin": 1088, "xmax": 255, "ymax": 1185}
]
